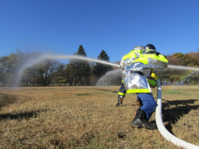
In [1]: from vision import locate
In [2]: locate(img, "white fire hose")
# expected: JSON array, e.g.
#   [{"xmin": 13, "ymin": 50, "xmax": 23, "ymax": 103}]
[{"xmin": 156, "ymin": 80, "xmax": 199, "ymax": 149}]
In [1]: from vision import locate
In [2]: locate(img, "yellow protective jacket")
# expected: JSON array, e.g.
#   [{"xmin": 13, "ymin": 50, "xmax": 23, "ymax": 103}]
[
  {"xmin": 122, "ymin": 52, "xmax": 168, "ymax": 94},
  {"xmin": 120, "ymin": 49, "xmax": 143, "ymax": 70}
]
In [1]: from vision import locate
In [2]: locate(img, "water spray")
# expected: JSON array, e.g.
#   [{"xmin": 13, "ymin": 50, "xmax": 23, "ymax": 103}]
[
  {"xmin": 45, "ymin": 54, "xmax": 120, "ymax": 67},
  {"xmin": 14, "ymin": 53, "xmax": 199, "ymax": 87},
  {"xmin": 96, "ymin": 69, "xmax": 122, "ymax": 86},
  {"xmin": 13, "ymin": 54, "xmax": 120, "ymax": 87},
  {"xmin": 168, "ymin": 65, "xmax": 199, "ymax": 71}
]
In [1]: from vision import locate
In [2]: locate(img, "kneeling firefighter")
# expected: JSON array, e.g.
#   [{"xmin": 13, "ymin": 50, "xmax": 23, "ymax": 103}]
[
  {"xmin": 122, "ymin": 44, "xmax": 168, "ymax": 129},
  {"xmin": 116, "ymin": 46, "xmax": 144, "ymax": 106},
  {"xmin": 116, "ymin": 46, "xmax": 158, "ymax": 107}
]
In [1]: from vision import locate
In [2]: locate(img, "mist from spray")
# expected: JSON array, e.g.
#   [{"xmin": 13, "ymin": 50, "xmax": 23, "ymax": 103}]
[
  {"xmin": 14, "ymin": 54, "xmax": 120, "ymax": 87},
  {"xmin": 96, "ymin": 65, "xmax": 199, "ymax": 86},
  {"xmin": 13, "ymin": 54, "xmax": 46, "ymax": 87},
  {"xmin": 96, "ymin": 69, "xmax": 122, "ymax": 86}
]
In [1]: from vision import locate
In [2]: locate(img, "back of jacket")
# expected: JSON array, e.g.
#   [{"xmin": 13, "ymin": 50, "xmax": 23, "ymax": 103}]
[
  {"xmin": 120, "ymin": 49, "xmax": 143, "ymax": 70},
  {"xmin": 122, "ymin": 52, "xmax": 168, "ymax": 94}
]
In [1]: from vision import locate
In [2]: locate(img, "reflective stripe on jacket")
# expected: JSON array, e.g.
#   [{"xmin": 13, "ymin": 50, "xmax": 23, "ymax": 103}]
[{"xmin": 122, "ymin": 53, "xmax": 168, "ymax": 94}]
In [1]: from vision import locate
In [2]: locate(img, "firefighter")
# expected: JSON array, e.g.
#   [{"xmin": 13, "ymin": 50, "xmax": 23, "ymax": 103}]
[
  {"xmin": 116, "ymin": 46, "xmax": 145, "ymax": 106},
  {"xmin": 123, "ymin": 44, "xmax": 168, "ymax": 129},
  {"xmin": 116, "ymin": 46, "xmax": 158, "ymax": 107}
]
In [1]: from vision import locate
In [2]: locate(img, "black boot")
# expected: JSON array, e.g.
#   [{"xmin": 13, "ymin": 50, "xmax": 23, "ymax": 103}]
[
  {"xmin": 131, "ymin": 108, "xmax": 157, "ymax": 130},
  {"xmin": 116, "ymin": 96, "xmax": 123, "ymax": 106}
]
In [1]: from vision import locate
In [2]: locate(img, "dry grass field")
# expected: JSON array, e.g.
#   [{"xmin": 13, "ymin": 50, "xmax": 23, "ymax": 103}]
[{"xmin": 0, "ymin": 85, "xmax": 199, "ymax": 149}]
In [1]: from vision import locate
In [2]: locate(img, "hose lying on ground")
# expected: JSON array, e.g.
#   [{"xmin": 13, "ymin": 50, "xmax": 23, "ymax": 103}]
[{"xmin": 156, "ymin": 80, "xmax": 199, "ymax": 149}]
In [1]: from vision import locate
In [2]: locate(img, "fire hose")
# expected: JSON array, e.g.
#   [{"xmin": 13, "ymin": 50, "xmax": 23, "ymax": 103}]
[{"xmin": 156, "ymin": 80, "xmax": 199, "ymax": 149}]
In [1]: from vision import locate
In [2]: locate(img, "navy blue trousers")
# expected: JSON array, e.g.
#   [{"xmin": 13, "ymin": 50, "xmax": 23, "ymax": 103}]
[
  {"xmin": 137, "ymin": 93, "xmax": 157, "ymax": 121},
  {"xmin": 118, "ymin": 83, "xmax": 126, "ymax": 97}
]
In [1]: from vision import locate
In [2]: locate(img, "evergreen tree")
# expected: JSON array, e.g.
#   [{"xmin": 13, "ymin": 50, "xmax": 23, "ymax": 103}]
[
  {"xmin": 76, "ymin": 45, "xmax": 86, "ymax": 56},
  {"xmin": 66, "ymin": 45, "xmax": 91, "ymax": 86},
  {"xmin": 94, "ymin": 50, "xmax": 113, "ymax": 79}
]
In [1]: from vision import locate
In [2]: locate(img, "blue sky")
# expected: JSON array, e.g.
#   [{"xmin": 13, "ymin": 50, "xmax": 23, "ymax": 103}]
[{"xmin": 1, "ymin": 0, "xmax": 199, "ymax": 63}]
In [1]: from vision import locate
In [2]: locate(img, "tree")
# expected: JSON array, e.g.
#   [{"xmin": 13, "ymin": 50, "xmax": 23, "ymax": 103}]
[
  {"xmin": 36, "ymin": 59, "xmax": 60, "ymax": 86},
  {"xmin": 65, "ymin": 45, "xmax": 91, "ymax": 86},
  {"xmin": 75, "ymin": 45, "xmax": 91, "ymax": 85},
  {"xmin": 76, "ymin": 45, "xmax": 86, "ymax": 56},
  {"xmin": 94, "ymin": 50, "xmax": 113, "ymax": 78},
  {"xmin": 0, "ymin": 56, "xmax": 9, "ymax": 86}
]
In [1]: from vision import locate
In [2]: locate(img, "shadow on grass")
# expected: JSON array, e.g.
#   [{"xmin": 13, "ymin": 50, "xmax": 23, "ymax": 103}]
[
  {"xmin": 0, "ymin": 109, "xmax": 51, "ymax": 120},
  {"xmin": 0, "ymin": 93, "xmax": 18, "ymax": 108},
  {"xmin": 98, "ymin": 89, "xmax": 118, "ymax": 93},
  {"xmin": 162, "ymin": 99, "xmax": 199, "ymax": 110},
  {"xmin": 162, "ymin": 104, "xmax": 199, "ymax": 124},
  {"xmin": 161, "ymin": 99, "xmax": 199, "ymax": 135},
  {"xmin": 162, "ymin": 99, "xmax": 199, "ymax": 123}
]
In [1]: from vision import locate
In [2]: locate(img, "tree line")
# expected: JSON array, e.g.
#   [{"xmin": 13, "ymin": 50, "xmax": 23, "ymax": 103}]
[
  {"xmin": 155, "ymin": 51, "xmax": 199, "ymax": 85},
  {"xmin": 1, "ymin": 45, "xmax": 199, "ymax": 87},
  {"xmin": 0, "ymin": 45, "xmax": 120, "ymax": 87}
]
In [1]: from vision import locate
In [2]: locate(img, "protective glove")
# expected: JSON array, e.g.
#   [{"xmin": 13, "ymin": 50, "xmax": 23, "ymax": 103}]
[
  {"xmin": 147, "ymin": 73, "xmax": 159, "ymax": 88},
  {"xmin": 150, "ymin": 72, "xmax": 159, "ymax": 80}
]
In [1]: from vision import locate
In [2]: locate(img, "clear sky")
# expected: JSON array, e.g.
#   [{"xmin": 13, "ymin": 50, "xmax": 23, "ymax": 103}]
[{"xmin": 1, "ymin": 0, "xmax": 199, "ymax": 63}]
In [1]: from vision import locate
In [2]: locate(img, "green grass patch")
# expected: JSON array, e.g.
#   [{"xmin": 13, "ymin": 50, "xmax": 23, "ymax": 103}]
[
  {"xmin": 75, "ymin": 93, "xmax": 90, "ymax": 96},
  {"xmin": 163, "ymin": 91, "xmax": 181, "ymax": 94}
]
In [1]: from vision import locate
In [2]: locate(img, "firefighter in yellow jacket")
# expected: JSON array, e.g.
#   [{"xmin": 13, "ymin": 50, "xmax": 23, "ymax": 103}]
[
  {"xmin": 122, "ymin": 44, "xmax": 168, "ymax": 129},
  {"xmin": 116, "ymin": 45, "xmax": 158, "ymax": 106},
  {"xmin": 116, "ymin": 46, "xmax": 144, "ymax": 106}
]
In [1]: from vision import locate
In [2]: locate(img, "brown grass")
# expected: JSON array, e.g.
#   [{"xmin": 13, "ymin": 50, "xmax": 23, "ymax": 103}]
[{"xmin": 0, "ymin": 86, "xmax": 199, "ymax": 148}]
